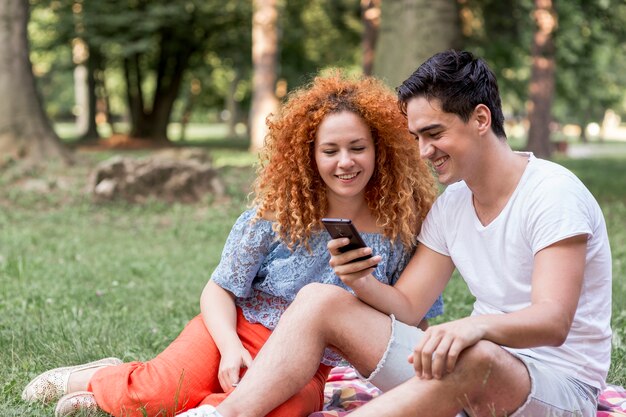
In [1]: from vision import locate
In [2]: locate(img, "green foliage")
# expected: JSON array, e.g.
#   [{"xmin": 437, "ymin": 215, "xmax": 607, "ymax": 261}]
[
  {"xmin": 28, "ymin": 0, "xmax": 253, "ymax": 134},
  {"xmin": 28, "ymin": 4, "xmax": 75, "ymax": 119},
  {"xmin": 279, "ymin": 0, "xmax": 362, "ymax": 90},
  {"xmin": 464, "ymin": 0, "xmax": 626, "ymax": 127},
  {"xmin": 28, "ymin": 0, "xmax": 364, "ymax": 131}
]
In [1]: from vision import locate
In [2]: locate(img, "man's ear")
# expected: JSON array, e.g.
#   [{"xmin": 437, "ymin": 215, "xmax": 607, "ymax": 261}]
[{"xmin": 473, "ymin": 104, "xmax": 492, "ymax": 135}]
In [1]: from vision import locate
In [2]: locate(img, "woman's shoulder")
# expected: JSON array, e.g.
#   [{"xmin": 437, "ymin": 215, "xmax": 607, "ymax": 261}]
[
  {"xmin": 258, "ymin": 209, "xmax": 276, "ymax": 222},
  {"xmin": 232, "ymin": 207, "xmax": 274, "ymax": 232}
]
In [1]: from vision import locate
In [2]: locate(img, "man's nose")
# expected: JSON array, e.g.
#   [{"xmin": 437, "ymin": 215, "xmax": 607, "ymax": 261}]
[{"xmin": 419, "ymin": 140, "xmax": 434, "ymax": 159}]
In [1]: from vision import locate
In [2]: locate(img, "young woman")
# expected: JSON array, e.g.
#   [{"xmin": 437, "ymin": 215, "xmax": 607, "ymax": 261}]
[{"xmin": 22, "ymin": 72, "xmax": 441, "ymax": 417}]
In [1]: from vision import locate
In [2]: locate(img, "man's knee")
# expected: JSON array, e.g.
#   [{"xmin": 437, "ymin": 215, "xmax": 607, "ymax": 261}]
[
  {"xmin": 454, "ymin": 341, "xmax": 529, "ymax": 396},
  {"xmin": 455, "ymin": 341, "xmax": 504, "ymax": 378}
]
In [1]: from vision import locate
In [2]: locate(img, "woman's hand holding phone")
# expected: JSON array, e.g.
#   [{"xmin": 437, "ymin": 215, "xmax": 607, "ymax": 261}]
[
  {"xmin": 322, "ymin": 218, "xmax": 382, "ymax": 288},
  {"xmin": 327, "ymin": 238, "xmax": 381, "ymax": 288}
]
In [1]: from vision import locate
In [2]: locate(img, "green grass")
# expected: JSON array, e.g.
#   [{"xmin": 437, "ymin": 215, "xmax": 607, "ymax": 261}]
[{"xmin": 0, "ymin": 148, "xmax": 625, "ymax": 415}]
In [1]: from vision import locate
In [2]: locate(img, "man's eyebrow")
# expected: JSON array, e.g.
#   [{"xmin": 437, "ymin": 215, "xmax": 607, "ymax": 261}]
[
  {"xmin": 418, "ymin": 124, "xmax": 443, "ymax": 134},
  {"xmin": 408, "ymin": 123, "xmax": 443, "ymax": 137}
]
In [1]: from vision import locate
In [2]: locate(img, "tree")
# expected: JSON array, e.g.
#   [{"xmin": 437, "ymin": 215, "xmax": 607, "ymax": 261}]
[
  {"xmin": 361, "ymin": 0, "xmax": 381, "ymax": 76},
  {"xmin": 374, "ymin": 0, "xmax": 462, "ymax": 87},
  {"xmin": 526, "ymin": 0, "xmax": 557, "ymax": 158},
  {"xmin": 249, "ymin": 0, "xmax": 279, "ymax": 153},
  {"xmin": 465, "ymin": 0, "xmax": 626, "ymax": 150},
  {"xmin": 552, "ymin": 0, "xmax": 626, "ymax": 141},
  {"xmin": 41, "ymin": 0, "xmax": 253, "ymax": 143},
  {"xmin": 0, "ymin": 0, "xmax": 70, "ymax": 165}
]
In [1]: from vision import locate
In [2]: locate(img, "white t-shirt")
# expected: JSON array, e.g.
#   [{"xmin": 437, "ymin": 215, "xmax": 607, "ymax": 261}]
[{"xmin": 418, "ymin": 153, "xmax": 612, "ymax": 389}]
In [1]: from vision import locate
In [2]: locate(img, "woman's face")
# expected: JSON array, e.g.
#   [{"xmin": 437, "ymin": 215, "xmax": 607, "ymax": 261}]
[{"xmin": 314, "ymin": 111, "xmax": 375, "ymax": 202}]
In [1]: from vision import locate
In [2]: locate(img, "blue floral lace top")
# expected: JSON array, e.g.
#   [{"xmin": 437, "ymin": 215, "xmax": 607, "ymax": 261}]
[{"xmin": 211, "ymin": 208, "xmax": 444, "ymax": 365}]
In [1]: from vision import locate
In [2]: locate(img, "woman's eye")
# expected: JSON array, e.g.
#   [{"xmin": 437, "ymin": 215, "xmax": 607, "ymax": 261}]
[
  {"xmin": 352, "ymin": 147, "xmax": 366, "ymax": 152},
  {"xmin": 323, "ymin": 150, "xmax": 337, "ymax": 155}
]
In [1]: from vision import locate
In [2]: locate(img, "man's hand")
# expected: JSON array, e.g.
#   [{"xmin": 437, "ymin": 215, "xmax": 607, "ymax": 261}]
[
  {"xmin": 327, "ymin": 238, "xmax": 381, "ymax": 288},
  {"xmin": 408, "ymin": 317, "xmax": 485, "ymax": 379},
  {"xmin": 218, "ymin": 346, "xmax": 253, "ymax": 392}
]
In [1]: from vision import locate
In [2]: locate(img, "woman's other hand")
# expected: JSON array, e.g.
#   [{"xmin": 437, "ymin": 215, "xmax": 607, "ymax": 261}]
[{"xmin": 218, "ymin": 345, "xmax": 254, "ymax": 392}]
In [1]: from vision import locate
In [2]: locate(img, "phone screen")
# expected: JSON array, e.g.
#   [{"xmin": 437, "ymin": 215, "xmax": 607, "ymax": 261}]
[{"xmin": 321, "ymin": 218, "xmax": 373, "ymax": 262}]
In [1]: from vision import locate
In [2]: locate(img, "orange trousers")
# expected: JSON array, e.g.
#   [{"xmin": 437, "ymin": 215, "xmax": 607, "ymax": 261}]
[{"xmin": 89, "ymin": 308, "xmax": 331, "ymax": 417}]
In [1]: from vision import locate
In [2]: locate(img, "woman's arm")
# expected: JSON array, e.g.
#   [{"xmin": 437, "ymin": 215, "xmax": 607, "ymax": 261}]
[{"xmin": 201, "ymin": 280, "xmax": 253, "ymax": 391}]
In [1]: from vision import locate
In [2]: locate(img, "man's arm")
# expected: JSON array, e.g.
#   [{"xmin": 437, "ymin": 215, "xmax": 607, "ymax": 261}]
[
  {"xmin": 328, "ymin": 239, "xmax": 455, "ymax": 326},
  {"xmin": 412, "ymin": 234, "xmax": 588, "ymax": 380}
]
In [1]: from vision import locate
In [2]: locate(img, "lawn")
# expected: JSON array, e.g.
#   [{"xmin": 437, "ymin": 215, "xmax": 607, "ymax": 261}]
[{"xmin": 0, "ymin": 145, "xmax": 624, "ymax": 416}]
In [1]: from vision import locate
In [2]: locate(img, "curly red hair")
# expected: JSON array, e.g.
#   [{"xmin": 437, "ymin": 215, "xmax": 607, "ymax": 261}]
[{"xmin": 253, "ymin": 71, "xmax": 436, "ymax": 251}]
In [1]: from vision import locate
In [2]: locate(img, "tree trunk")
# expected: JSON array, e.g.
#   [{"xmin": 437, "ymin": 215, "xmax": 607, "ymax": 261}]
[
  {"xmin": 71, "ymin": 0, "xmax": 99, "ymax": 143},
  {"xmin": 97, "ymin": 65, "xmax": 117, "ymax": 136},
  {"xmin": 80, "ymin": 47, "xmax": 100, "ymax": 141},
  {"xmin": 73, "ymin": 44, "xmax": 100, "ymax": 142},
  {"xmin": 579, "ymin": 114, "xmax": 589, "ymax": 143},
  {"xmin": 179, "ymin": 79, "xmax": 201, "ymax": 142},
  {"xmin": 227, "ymin": 70, "xmax": 242, "ymax": 138},
  {"xmin": 0, "ymin": 0, "xmax": 70, "ymax": 165},
  {"xmin": 361, "ymin": 0, "xmax": 381, "ymax": 76},
  {"xmin": 124, "ymin": 55, "xmax": 146, "ymax": 137},
  {"xmin": 149, "ymin": 43, "xmax": 191, "ymax": 141},
  {"xmin": 249, "ymin": 0, "xmax": 279, "ymax": 153},
  {"xmin": 374, "ymin": 0, "xmax": 462, "ymax": 88},
  {"xmin": 74, "ymin": 64, "xmax": 89, "ymax": 136},
  {"xmin": 123, "ymin": 37, "xmax": 192, "ymax": 142},
  {"xmin": 526, "ymin": 0, "xmax": 557, "ymax": 159}
]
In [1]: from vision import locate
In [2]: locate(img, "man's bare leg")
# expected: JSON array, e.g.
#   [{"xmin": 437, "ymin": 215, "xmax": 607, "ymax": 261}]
[
  {"xmin": 346, "ymin": 341, "xmax": 531, "ymax": 417},
  {"xmin": 217, "ymin": 283, "xmax": 393, "ymax": 417}
]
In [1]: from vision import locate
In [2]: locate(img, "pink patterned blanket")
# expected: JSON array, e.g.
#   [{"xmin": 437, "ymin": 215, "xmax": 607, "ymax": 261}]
[{"xmin": 309, "ymin": 367, "xmax": 626, "ymax": 417}]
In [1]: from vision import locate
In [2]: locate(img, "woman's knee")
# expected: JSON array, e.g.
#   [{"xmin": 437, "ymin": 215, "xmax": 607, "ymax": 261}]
[{"xmin": 291, "ymin": 283, "xmax": 353, "ymax": 314}]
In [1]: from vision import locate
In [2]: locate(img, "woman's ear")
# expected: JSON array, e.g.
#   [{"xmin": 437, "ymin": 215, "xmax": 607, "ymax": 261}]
[{"xmin": 473, "ymin": 104, "xmax": 492, "ymax": 135}]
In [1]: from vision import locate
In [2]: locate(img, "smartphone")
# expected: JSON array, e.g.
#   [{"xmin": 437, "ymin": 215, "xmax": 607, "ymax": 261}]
[{"xmin": 321, "ymin": 218, "xmax": 374, "ymax": 263}]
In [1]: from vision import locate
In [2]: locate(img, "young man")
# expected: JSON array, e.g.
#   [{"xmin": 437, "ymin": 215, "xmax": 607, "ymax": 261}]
[{"xmin": 180, "ymin": 50, "xmax": 612, "ymax": 417}]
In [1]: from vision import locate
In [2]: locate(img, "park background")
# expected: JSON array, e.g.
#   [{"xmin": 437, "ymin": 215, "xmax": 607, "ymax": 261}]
[{"xmin": 1, "ymin": 0, "xmax": 625, "ymax": 416}]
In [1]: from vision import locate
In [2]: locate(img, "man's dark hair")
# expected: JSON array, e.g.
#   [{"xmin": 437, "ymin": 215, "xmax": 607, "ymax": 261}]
[{"xmin": 397, "ymin": 50, "xmax": 507, "ymax": 139}]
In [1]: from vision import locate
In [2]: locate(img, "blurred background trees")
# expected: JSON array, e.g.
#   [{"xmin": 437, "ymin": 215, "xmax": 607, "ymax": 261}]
[
  {"xmin": 0, "ymin": 0, "xmax": 70, "ymax": 164},
  {"xmin": 3, "ymin": 0, "xmax": 626, "ymax": 164}
]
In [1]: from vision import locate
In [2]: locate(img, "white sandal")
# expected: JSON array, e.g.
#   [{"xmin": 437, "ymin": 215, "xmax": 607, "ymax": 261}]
[
  {"xmin": 22, "ymin": 357, "xmax": 122, "ymax": 404},
  {"xmin": 54, "ymin": 391, "xmax": 99, "ymax": 417}
]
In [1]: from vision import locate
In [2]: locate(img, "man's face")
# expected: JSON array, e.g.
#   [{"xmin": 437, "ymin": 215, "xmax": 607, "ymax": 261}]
[{"xmin": 406, "ymin": 97, "xmax": 476, "ymax": 185}]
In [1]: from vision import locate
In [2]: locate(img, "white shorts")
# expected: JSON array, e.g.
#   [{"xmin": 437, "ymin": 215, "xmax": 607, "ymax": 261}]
[{"xmin": 358, "ymin": 315, "xmax": 599, "ymax": 417}]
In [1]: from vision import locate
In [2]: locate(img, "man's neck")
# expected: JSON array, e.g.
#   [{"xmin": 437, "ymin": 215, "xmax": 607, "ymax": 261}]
[{"xmin": 467, "ymin": 141, "xmax": 528, "ymax": 226}]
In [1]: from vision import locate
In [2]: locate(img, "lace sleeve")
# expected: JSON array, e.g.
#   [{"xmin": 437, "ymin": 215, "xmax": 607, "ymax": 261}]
[{"xmin": 210, "ymin": 209, "xmax": 277, "ymax": 298}]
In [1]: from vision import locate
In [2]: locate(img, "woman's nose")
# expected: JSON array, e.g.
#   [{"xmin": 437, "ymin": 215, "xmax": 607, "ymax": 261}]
[{"xmin": 338, "ymin": 152, "xmax": 354, "ymax": 167}]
